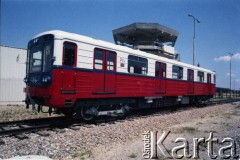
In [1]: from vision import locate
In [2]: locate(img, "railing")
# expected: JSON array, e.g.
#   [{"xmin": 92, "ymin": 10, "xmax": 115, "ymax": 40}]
[{"xmin": 214, "ymin": 87, "xmax": 240, "ymax": 98}]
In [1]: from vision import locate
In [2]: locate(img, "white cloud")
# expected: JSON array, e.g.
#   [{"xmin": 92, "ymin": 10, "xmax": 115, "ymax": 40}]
[
  {"xmin": 232, "ymin": 53, "xmax": 240, "ymax": 61},
  {"xmin": 214, "ymin": 53, "xmax": 240, "ymax": 62},
  {"xmin": 226, "ymin": 72, "xmax": 236, "ymax": 77},
  {"xmin": 214, "ymin": 55, "xmax": 230, "ymax": 62}
]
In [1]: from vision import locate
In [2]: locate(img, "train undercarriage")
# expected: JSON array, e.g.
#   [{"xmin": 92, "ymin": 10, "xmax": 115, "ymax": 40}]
[{"xmin": 25, "ymin": 95, "xmax": 213, "ymax": 121}]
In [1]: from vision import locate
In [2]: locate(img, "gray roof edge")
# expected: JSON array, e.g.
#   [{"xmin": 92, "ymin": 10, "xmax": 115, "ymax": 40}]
[{"xmin": 113, "ymin": 22, "xmax": 179, "ymax": 37}]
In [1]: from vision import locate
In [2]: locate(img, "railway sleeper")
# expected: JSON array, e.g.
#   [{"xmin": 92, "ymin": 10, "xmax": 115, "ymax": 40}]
[
  {"xmin": 0, "ymin": 138, "xmax": 5, "ymax": 145},
  {"xmin": 15, "ymin": 134, "xmax": 28, "ymax": 140}
]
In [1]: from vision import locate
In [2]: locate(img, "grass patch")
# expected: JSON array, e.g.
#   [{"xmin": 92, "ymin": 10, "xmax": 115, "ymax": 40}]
[
  {"xmin": 220, "ymin": 122, "xmax": 230, "ymax": 128},
  {"xmin": 231, "ymin": 109, "xmax": 240, "ymax": 116},
  {"xmin": 196, "ymin": 122, "xmax": 204, "ymax": 125},
  {"xmin": 128, "ymin": 153, "xmax": 137, "ymax": 158},
  {"xmin": 223, "ymin": 113, "xmax": 232, "ymax": 119},
  {"xmin": 79, "ymin": 150, "xmax": 92, "ymax": 160},
  {"xmin": 174, "ymin": 127, "xmax": 197, "ymax": 133}
]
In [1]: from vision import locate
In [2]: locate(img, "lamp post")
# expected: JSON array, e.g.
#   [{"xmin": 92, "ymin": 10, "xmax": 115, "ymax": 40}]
[
  {"xmin": 229, "ymin": 53, "xmax": 233, "ymax": 98},
  {"xmin": 188, "ymin": 13, "xmax": 201, "ymax": 66}
]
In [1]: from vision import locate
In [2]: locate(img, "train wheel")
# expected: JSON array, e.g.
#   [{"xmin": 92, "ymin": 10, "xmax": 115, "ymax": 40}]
[{"xmin": 81, "ymin": 106, "xmax": 97, "ymax": 121}]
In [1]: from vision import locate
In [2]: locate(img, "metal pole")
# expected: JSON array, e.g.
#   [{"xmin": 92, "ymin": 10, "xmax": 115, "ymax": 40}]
[
  {"xmin": 188, "ymin": 13, "xmax": 200, "ymax": 66},
  {"xmin": 229, "ymin": 53, "xmax": 233, "ymax": 98},
  {"xmin": 193, "ymin": 19, "xmax": 195, "ymax": 66}
]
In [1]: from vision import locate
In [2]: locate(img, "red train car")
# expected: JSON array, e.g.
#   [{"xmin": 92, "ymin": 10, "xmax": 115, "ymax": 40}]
[{"xmin": 24, "ymin": 30, "xmax": 216, "ymax": 120}]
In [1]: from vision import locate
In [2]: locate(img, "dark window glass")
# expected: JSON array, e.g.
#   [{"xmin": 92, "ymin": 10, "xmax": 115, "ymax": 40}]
[
  {"xmin": 94, "ymin": 49, "xmax": 104, "ymax": 70},
  {"xmin": 155, "ymin": 62, "xmax": 160, "ymax": 77},
  {"xmin": 43, "ymin": 43, "xmax": 52, "ymax": 72},
  {"xmin": 63, "ymin": 42, "xmax": 76, "ymax": 66},
  {"xmin": 27, "ymin": 34, "xmax": 53, "ymax": 73},
  {"xmin": 188, "ymin": 69, "xmax": 194, "ymax": 81},
  {"xmin": 128, "ymin": 55, "xmax": 148, "ymax": 74},
  {"xmin": 161, "ymin": 63, "xmax": 166, "ymax": 78},
  {"xmin": 155, "ymin": 62, "xmax": 166, "ymax": 78},
  {"xmin": 172, "ymin": 65, "xmax": 183, "ymax": 79},
  {"xmin": 107, "ymin": 52, "xmax": 115, "ymax": 71},
  {"xmin": 207, "ymin": 74, "xmax": 211, "ymax": 83},
  {"xmin": 31, "ymin": 50, "xmax": 42, "ymax": 72},
  {"xmin": 198, "ymin": 71, "xmax": 204, "ymax": 82}
]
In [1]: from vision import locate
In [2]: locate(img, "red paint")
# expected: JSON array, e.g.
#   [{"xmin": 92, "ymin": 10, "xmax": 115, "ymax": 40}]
[
  {"xmin": 25, "ymin": 69, "xmax": 216, "ymax": 108},
  {"xmin": 93, "ymin": 49, "xmax": 117, "ymax": 93}
]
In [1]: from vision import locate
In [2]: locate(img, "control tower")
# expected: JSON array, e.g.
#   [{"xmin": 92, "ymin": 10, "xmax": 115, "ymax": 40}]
[{"xmin": 112, "ymin": 23, "xmax": 179, "ymax": 59}]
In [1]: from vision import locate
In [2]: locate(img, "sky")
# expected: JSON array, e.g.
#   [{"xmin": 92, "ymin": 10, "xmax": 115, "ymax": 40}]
[{"xmin": 1, "ymin": 0, "xmax": 240, "ymax": 89}]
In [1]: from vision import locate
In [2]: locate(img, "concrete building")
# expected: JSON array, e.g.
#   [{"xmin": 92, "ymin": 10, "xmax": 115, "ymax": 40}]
[{"xmin": 0, "ymin": 46, "xmax": 27, "ymax": 105}]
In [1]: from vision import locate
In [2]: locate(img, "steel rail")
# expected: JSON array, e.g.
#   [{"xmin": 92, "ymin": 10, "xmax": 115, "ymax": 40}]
[{"xmin": 0, "ymin": 98, "xmax": 239, "ymax": 137}]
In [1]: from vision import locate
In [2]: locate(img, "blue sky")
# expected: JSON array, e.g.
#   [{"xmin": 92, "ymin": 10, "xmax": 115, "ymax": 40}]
[{"xmin": 1, "ymin": 0, "xmax": 240, "ymax": 88}]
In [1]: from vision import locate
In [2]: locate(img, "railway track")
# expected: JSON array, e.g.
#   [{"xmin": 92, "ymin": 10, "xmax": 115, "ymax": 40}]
[
  {"xmin": 0, "ymin": 116, "xmax": 75, "ymax": 137},
  {"xmin": 0, "ymin": 98, "xmax": 239, "ymax": 139},
  {"xmin": 209, "ymin": 98, "xmax": 240, "ymax": 105}
]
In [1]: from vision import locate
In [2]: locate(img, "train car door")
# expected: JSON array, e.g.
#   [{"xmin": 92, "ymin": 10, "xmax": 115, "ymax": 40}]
[
  {"xmin": 187, "ymin": 69, "xmax": 194, "ymax": 94},
  {"xmin": 105, "ymin": 51, "xmax": 116, "ymax": 93},
  {"xmin": 155, "ymin": 62, "xmax": 166, "ymax": 94},
  {"xmin": 207, "ymin": 73, "xmax": 212, "ymax": 94},
  {"xmin": 93, "ymin": 49, "xmax": 116, "ymax": 94},
  {"xmin": 61, "ymin": 42, "xmax": 77, "ymax": 94}
]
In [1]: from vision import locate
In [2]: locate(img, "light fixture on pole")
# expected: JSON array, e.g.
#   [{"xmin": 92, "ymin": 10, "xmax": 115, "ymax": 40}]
[{"xmin": 188, "ymin": 13, "xmax": 201, "ymax": 66}]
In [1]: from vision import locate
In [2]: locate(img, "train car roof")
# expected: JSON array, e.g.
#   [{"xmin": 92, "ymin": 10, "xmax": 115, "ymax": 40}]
[{"xmin": 33, "ymin": 30, "xmax": 215, "ymax": 74}]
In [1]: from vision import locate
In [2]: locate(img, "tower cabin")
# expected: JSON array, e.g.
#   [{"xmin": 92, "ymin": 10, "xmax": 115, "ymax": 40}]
[{"xmin": 112, "ymin": 23, "xmax": 179, "ymax": 60}]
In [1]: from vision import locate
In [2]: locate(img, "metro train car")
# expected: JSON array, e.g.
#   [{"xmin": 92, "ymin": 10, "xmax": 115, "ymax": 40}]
[{"xmin": 24, "ymin": 30, "xmax": 216, "ymax": 120}]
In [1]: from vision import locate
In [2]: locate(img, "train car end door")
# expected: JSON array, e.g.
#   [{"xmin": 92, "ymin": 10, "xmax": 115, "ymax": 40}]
[
  {"xmin": 187, "ymin": 69, "xmax": 194, "ymax": 94},
  {"xmin": 207, "ymin": 73, "xmax": 212, "ymax": 95},
  {"xmin": 61, "ymin": 42, "xmax": 77, "ymax": 94},
  {"xmin": 155, "ymin": 62, "xmax": 166, "ymax": 94}
]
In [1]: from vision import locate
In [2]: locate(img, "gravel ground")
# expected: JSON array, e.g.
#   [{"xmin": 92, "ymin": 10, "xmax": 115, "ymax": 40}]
[
  {"xmin": 0, "ymin": 103, "xmax": 239, "ymax": 160},
  {"xmin": 0, "ymin": 105, "xmax": 56, "ymax": 122}
]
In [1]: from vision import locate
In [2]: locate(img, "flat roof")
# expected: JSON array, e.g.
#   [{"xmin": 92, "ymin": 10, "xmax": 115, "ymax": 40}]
[
  {"xmin": 32, "ymin": 30, "xmax": 214, "ymax": 74},
  {"xmin": 112, "ymin": 23, "xmax": 179, "ymax": 46}
]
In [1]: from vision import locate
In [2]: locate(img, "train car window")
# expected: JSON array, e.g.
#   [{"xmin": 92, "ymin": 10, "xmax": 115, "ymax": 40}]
[
  {"xmin": 43, "ymin": 44, "xmax": 51, "ymax": 72},
  {"xmin": 155, "ymin": 62, "xmax": 166, "ymax": 78},
  {"xmin": 107, "ymin": 52, "xmax": 116, "ymax": 71},
  {"xmin": 162, "ymin": 63, "xmax": 166, "ymax": 78},
  {"xmin": 197, "ymin": 71, "xmax": 204, "ymax": 82},
  {"xmin": 214, "ymin": 75, "xmax": 216, "ymax": 83},
  {"xmin": 130, "ymin": 66, "xmax": 134, "ymax": 73},
  {"xmin": 128, "ymin": 55, "xmax": 148, "ymax": 75},
  {"xmin": 31, "ymin": 51, "xmax": 42, "ymax": 72},
  {"xmin": 187, "ymin": 69, "xmax": 194, "ymax": 81},
  {"xmin": 63, "ymin": 42, "xmax": 77, "ymax": 66},
  {"xmin": 172, "ymin": 65, "xmax": 183, "ymax": 79},
  {"xmin": 207, "ymin": 73, "xmax": 211, "ymax": 83},
  {"xmin": 94, "ymin": 49, "xmax": 104, "ymax": 70},
  {"xmin": 155, "ymin": 62, "xmax": 160, "ymax": 77}
]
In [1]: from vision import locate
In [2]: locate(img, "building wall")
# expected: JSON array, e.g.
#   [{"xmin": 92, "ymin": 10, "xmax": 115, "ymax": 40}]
[{"xmin": 0, "ymin": 46, "xmax": 27, "ymax": 105}]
